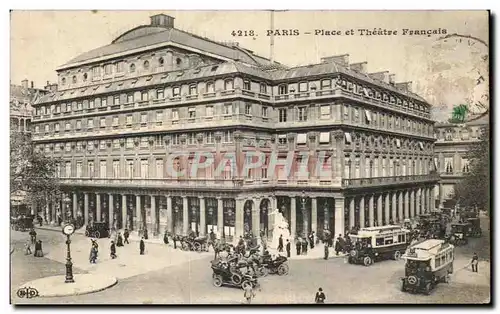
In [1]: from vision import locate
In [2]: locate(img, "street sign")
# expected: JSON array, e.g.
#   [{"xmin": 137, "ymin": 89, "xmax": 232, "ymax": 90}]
[{"xmin": 62, "ymin": 224, "xmax": 75, "ymax": 236}]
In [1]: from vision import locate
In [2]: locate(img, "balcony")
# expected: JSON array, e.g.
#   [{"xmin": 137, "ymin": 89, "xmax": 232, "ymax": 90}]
[{"xmin": 342, "ymin": 173, "xmax": 440, "ymax": 188}]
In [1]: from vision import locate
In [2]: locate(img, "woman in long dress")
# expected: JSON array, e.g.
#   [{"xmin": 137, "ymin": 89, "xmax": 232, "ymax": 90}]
[
  {"xmin": 34, "ymin": 240, "xmax": 44, "ymax": 257},
  {"xmin": 116, "ymin": 233, "xmax": 124, "ymax": 247}
]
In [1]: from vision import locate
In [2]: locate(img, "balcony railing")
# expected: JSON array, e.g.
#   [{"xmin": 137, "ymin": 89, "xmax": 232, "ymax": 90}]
[{"xmin": 342, "ymin": 173, "xmax": 440, "ymax": 188}]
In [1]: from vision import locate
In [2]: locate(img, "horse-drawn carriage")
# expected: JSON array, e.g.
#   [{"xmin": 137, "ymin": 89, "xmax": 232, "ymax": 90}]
[
  {"xmin": 85, "ymin": 222, "xmax": 110, "ymax": 238},
  {"xmin": 11, "ymin": 215, "xmax": 34, "ymax": 232},
  {"xmin": 176, "ymin": 235, "xmax": 210, "ymax": 252}
]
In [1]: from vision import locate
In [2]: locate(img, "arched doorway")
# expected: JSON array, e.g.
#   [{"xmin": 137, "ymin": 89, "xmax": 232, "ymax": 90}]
[
  {"xmin": 223, "ymin": 199, "xmax": 235, "ymax": 241},
  {"xmin": 259, "ymin": 199, "xmax": 270, "ymax": 238},
  {"xmin": 188, "ymin": 197, "xmax": 200, "ymax": 236},
  {"xmin": 243, "ymin": 200, "xmax": 253, "ymax": 236},
  {"xmin": 317, "ymin": 198, "xmax": 334, "ymax": 239},
  {"xmin": 172, "ymin": 196, "xmax": 183, "ymax": 235},
  {"xmin": 206, "ymin": 198, "xmax": 218, "ymax": 235},
  {"xmin": 296, "ymin": 194, "xmax": 311, "ymax": 238}
]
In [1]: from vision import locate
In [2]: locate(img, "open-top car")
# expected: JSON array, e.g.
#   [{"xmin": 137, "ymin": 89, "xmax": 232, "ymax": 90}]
[
  {"xmin": 347, "ymin": 225, "xmax": 411, "ymax": 266},
  {"xmin": 401, "ymin": 239, "xmax": 454, "ymax": 295},
  {"xmin": 85, "ymin": 222, "xmax": 110, "ymax": 238},
  {"xmin": 466, "ymin": 218, "xmax": 482, "ymax": 238},
  {"xmin": 449, "ymin": 223, "xmax": 469, "ymax": 246}
]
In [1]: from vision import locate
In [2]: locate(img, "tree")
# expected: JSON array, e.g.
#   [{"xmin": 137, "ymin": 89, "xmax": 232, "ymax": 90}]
[
  {"xmin": 10, "ymin": 127, "xmax": 61, "ymax": 215},
  {"xmin": 452, "ymin": 125, "xmax": 490, "ymax": 213}
]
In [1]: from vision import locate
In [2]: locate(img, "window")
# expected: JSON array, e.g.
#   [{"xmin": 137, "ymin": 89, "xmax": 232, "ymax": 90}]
[
  {"xmin": 156, "ymin": 159, "xmax": 164, "ymax": 178},
  {"xmin": 298, "ymin": 82, "xmax": 308, "ymax": 92},
  {"xmin": 92, "ymin": 67, "xmax": 101, "ymax": 78},
  {"xmin": 278, "ymin": 85, "xmax": 288, "ymax": 95},
  {"xmin": 206, "ymin": 105, "xmax": 214, "ymax": 117},
  {"xmin": 126, "ymin": 115, "xmax": 133, "ymax": 126},
  {"xmin": 76, "ymin": 102, "xmax": 83, "ymax": 111},
  {"xmin": 65, "ymin": 122, "xmax": 71, "ymax": 131},
  {"xmin": 66, "ymin": 103, "xmax": 72, "ymax": 112},
  {"xmin": 89, "ymin": 100, "xmax": 95, "ymax": 109},
  {"xmin": 72, "ymin": 76, "xmax": 77, "ymax": 84},
  {"xmin": 345, "ymin": 132, "xmax": 352, "ymax": 145},
  {"xmin": 113, "ymin": 139, "xmax": 120, "ymax": 149},
  {"xmin": 189, "ymin": 84, "xmax": 197, "ymax": 95},
  {"xmin": 87, "ymin": 161, "xmax": 95, "ymax": 177},
  {"xmin": 140, "ymin": 113, "xmax": 148, "ymax": 125},
  {"xmin": 61, "ymin": 78, "xmax": 66, "ymax": 85},
  {"xmin": 157, "ymin": 89, "xmax": 164, "ymax": 99},
  {"xmin": 297, "ymin": 133, "xmax": 307, "ymax": 145},
  {"xmin": 35, "ymin": 125, "xmax": 40, "ymax": 133},
  {"xmin": 278, "ymin": 135, "xmax": 287, "ymax": 145},
  {"xmin": 224, "ymin": 103, "xmax": 233, "ymax": 115},
  {"xmin": 298, "ymin": 106, "xmax": 308, "ymax": 121},
  {"xmin": 101, "ymin": 97, "xmax": 107, "ymax": 107},
  {"xmin": 103, "ymin": 64, "xmax": 112, "ymax": 75},
  {"xmin": 365, "ymin": 110, "xmax": 372, "ymax": 124},
  {"xmin": 126, "ymin": 138, "xmax": 134, "ymax": 148},
  {"xmin": 99, "ymin": 160, "xmax": 107, "ymax": 178},
  {"xmin": 206, "ymin": 132, "xmax": 215, "ymax": 144},
  {"xmin": 171, "ymin": 134, "xmax": 180, "ymax": 145},
  {"xmin": 112, "ymin": 116, "xmax": 119, "ymax": 127},
  {"xmin": 99, "ymin": 140, "xmax": 106, "ymax": 150},
  {"xmin": 76, "ymin": 161, "xmax": 82, "ymax": 177},
  {"xmin": 130, "ymin": 64, "xmax": 136, "ymax": 73},
  {"xmin": 76, "ymin": 142, "xmax": 82, "ymax": 152},
  {"xmin": 176, "ymin": 58, "xmax": 182, "ymax": 65},
  {"xmin": 243, "ymin": 80, "xmax": 251, "ymax": 90},
  {"xmin": 112, "ymin": 160, "xmax": 120, "ymax": 178},
  {"xmin": 54, "ymin": 123, "xmax": 60, "ymax": 132},
  {"xmin": 223, "ymin": 131, "xmax": 233, "ymax": 143},
  {"xmin": 87, "ymin": 140, "xmax": 94, "ymax": 151},
  {"xmin": 140, "ymin": 159, "xmax": 149, "ymax": 179},
  {"xmin": 156, "ymin": 111, "xmax": 163, "ymax": 124},
  {"xmin": 320, "ymin": 105, "xmax": 331, "ymax": 119},
  {"xmin": 44, "ymin": 124, "xmax": 50, "ymax": 133},
  {"xmin": 320, "ymin": 79, "xmax": 331, "ymax": 90},
  {"xmin": 140, "ymin": 137, "xmax": 148, "ymax": 148},
  {"xmin": 224, "ymin": 79, "xmax": 234, "ymax": 90},
  {"xmin": 187, "ymin": 133, "xmax": 196, "ymax": 145},
  {"xmin": 319, "ymin": 132, "xmax": 330, "ymax": 144},
  {"xmin": 141, "ymin": 91, "xmax": 149, "ymax": 102},
  {"xmin": 376, "ymin": 237, "xmax": 384, "ymax": 246},
  {"xmin": 143, "ymin": 61, "xmax": 150, "ymax": 69},
  {"xmin": 111, "ymin": 95, "xmax": 119, "ymax": 106},
  {"xmin": 172, "ymin": 109, "xmax": 179, "ymax": 121},
  {"xmin": 154, "ymin": 135, "xmax": 163, "ymax": 147},
  {"xmin": 116, "ymin": 61, "xmax": 124, "ymax": 73},
  {"xmin": 76, "ymin": 120, "xmax": 81, "ymax": 130},
  {"xmin": 188, "ymin": 107, "xmax": 196, "ymax": 119},
  {"xmin": 158, "ymin": 57, "xmax": 164, "ymax": 67},
  {"xmin": 279, "ymin": 108, "xmax": 287, "ymax": 122},
  {"xmin": 83, "ymin": 73, "xmax": 88, "ymax": 81},
  {"xmin": 262, "ymin": 106, "xmax": 268, "ymax": 117},
  {"xmin": 172, "ymin": 86, "xmax": 180, "ymax": 97},
  {"xmin": 353, "ymin": 108, "xmax": 359, "ymax": 122},
  {"xmin": 461, "ymin": 158, "xmax": 470, "ymax": 173},
  {"xmin": 259, "ymin": 83, "xmax": 267, "ymax": 94},
  {"xmin": 100, "ymin": 117, "xmax": 106, "ymax": 128},
  {"xmin": 245, "ymin": 104, "xmax": 252, "ymax": 115},
  {"xmin": 126, "ymin": 160, "xmax": 134, "ymax": 178},
  {"xmin": 206, "ymin": 82, "xmax": 215, "ymax": 93},
  {"xmin": 127, "ymin": 94, "xmax": 134, "ymax": 104}
]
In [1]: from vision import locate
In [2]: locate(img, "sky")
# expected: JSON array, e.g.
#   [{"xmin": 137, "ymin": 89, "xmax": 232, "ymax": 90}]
[{"xmin": 10, "ymin": 10, "xmax": 489, "ymax": 122}]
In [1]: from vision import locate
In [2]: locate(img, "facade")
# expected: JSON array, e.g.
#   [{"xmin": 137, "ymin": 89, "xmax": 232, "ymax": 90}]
[
  {"xmin": 10, "ymin": 80, "xmax": 50, "ymax": 133},
  {"xmin": 31, "ymin": 14, "xmax": 439, "ymax": 242},
  {"xmin": 434, "ymin": 114, "xmax": 488, "ymax": 207}
]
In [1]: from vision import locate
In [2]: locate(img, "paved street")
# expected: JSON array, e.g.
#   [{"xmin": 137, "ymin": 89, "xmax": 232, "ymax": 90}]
[{"xmin": 11, "ymin": 216, "xmax": 490, "ymax": 304}]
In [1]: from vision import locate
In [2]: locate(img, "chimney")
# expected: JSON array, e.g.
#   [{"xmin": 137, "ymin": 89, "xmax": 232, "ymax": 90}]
[
  {"xmin": 31, "ymin": 81, "xmax": 34, "ymax": 89},
  {"xmin": 368, "ymin": 71, "xmax": 390, "ymax": 84},
  {"xmin": 388, "ymin": 74, "xmax": 396, "ymax": 85},
  {"xmin": 350, "ymin": 62, "xmax": 368, "ymax": 74},
  {"xmin": 321, "ymin": 54, "xmax": 350, "ymax": 67},
  {"xmin": 395, "ymin": 81, "xmax": 413, "ymax": 93},
  {"xmin": 150, "ymin": 14, "xmax": 175, "ymax": 28},
  {"xmin": 21, "ymin": 79, "xmax": 28, "ymax": 89}
]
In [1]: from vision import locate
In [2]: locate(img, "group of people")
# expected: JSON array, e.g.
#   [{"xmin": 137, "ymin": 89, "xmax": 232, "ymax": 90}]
[
  {"xmin": 24, "ymin": 228, "xmax": 44, "ymax": 257},
  {"xmin": 88, "ymin": 228, "xmax": 147, "ymax": 264}
]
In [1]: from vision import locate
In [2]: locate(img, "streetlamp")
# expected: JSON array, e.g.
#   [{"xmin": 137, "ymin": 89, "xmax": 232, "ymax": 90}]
[
  {"xmin": 62, "ymin": 223, "xmax": 75, "ymax": 283},
  {"xmin": 301, "ymin": 191, "xmax": 308, "ymax": 237}
]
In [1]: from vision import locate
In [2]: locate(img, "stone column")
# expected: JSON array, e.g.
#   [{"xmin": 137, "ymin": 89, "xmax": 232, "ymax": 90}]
[
  {"xmin": 182, "ymin": 196, "xmax": 188, "ymax": 235},
  {"xmin": 368, "ymin": 194, "xmax": 374, "ymax": 227},
  {"xmin": 96, "ymin": 193, "xmax": 101, "ymax": 223},
  {"xmin": 235, "ymin": 198, "xmax": 244, "ymax": 240},
  {"xmin": 377, "ymin": 194, "xmax": 383, "ymax": 226},
  {"xmin": 385, "ymin": 193, "xmax": 390, "ymax": 225},
  {"xmin": 251, "ymin": 199, "xmax": 260, "ymax": 238},
  {"xmin": 439, "ymin": 184, "xmax": 444, "ymax": 207},
  {"xmin": 311, "ymin": 197, "xmax": 318, "ymax": 235},
  {"xmin": 359, "ymin": 197, "xmax": 365, "ymax": 228},
  {"xmin": 199, "ymin": 196, "xmax": 206, "ymax": 236},
  {"xmin": 108, "ymin": 194, "xmax": 114, "ymax": 229},
  {"xmin": 136, "ymin": 194, "xmax": 141, "ymax": 232},
  {"xmin": 430, "ymin": 186, "xmax": 436, "ymax": 211},
  {"xmin": 349, "ymin": 198, "xmax": 355, "ymax": 229},
  {"xmin": 421, "ymin": 188, "xmax": 426, "ymax": 213},
  {"xmin": 45, "ymin": 199, "xmax": 50, "ymax": 224},
  {"xmin": 51, "ymin": 197, "xmax": 57, "ymax": 225},
  {"xmin": 391, "ymin": 192, "xmax": 397, "ymax": 223},
  {"xmin": 121, "ymin": 194, "xmax": 127, "ymax": 230},
  {"xmin": 72, "ymin": 193, "xmax": 77, "ymax": 219},
  {"xmin": 416, "ymin": 189, "xmax": 421, "ymax": 216},
  {"xmin": 217, "ymin": 197, "xmax": 223, "ymax": 238},
  {"xmin": 84, "ymin": 193, "xmax": 89, "ymax": 225},
  {"xmin": 334, "ymin": 197, "xmax": 345, "ymax": 236},
  {"xmin": 404, "ymin": 191, "xmax": 409, "ymax": 219},
  {"xmin": 167, "ymin": 196, "xmax": 173, "ymax": 233},
  {"xmin": 290, "ymin": 197, "xmax": 297, "ymax": 239},
  {"xmin": 151, "ymin": 195, "xmax": 157, "ymax": 236},
  {"xmin": 410, "ymin": 190, "xmax": 415, "ymax": 218},
  {"xmin": 271, "ymin": 195, "xmax": 277, "ymax": 211},
  {"xmin": 398, "ymin": 192, "xmax": 404, "ymax": 223}
]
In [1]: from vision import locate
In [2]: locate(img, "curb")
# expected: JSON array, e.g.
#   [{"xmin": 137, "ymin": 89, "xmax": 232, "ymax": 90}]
[{"xmin": 42, "ymin": 278, "xmax": 118, "ymax": 298}]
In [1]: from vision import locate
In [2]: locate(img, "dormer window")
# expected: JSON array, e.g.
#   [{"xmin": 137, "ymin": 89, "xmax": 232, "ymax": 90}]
[
  {"xmin": 224, "ymin": 79, "xmax": 234, "ymax": 90},
  {"xmin": 158, "ymin": 57, "xmax": 164, "ymax": 66},
  {"xmin": 320, "ymin": 79, "xmax": 331, "ymax": 90},
  {"xmin": 243, "ymin": 80, "xmax": 251, "ymax": 91},
  {"xmin": 83, "ymin": 73, "xmax": 88, "ymax": 81},
  {"xmin": 278, "ymin": 85, "xmax": 288, "ymax": 95},
  {"xmin": 176, "ymin": 58, "xmax": 182, "ymax": 65},
  {"xmin": 72, "ymin": 76, "xmax": 77, "ymax": 84},
  {"xmin": 104, "ymin": 64, "xmax": 113, "ymax": 75},
  {"xmin": 172, "ymin": 87, "xmax": 180, "ymax": 97},
  {"xmin": 206, "ymin": 82, "xmax": 215, "ymax": 93},
  {"xmin": 130, "ymin": 64, "xmax": 136, "ymax": 73},
  {"xmin": 116, "ymin": 61, "xmax": 124, "ymax": 73},
  {"xmin": 298, "ymin": 82, "xmax": 308, "ymax": 92},
  {"xmin": 61, "ymin": 78, "xmax": 66, "ymax": 85},
  {"xmin": 189, "ymin": 84, "xmax": 198, "ymax": 95},
  {"xmin": 143, "ymin": 61, "xmax": 150, "ymax": 69},
  {"xmin": 259, "ymin": 83, "xmax": 267, "ymax": 94}
]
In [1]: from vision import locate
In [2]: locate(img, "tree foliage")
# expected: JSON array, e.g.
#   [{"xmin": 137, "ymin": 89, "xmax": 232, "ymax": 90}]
[
  {"xmin": 452, "ymin": 125, "xmax": 490, "ymax": 213},
  {"xmin": 10, "ymin": 127, "xmax": 61, "ymax": 211}
]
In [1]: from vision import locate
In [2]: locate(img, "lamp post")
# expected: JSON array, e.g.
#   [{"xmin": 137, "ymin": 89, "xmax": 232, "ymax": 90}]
[
  {"xmin": 64, "ymin": 195, "xmax": 72, "ymax": 223},
  {"xmin": 301, "ymin": 191, "xmax": 308, "ymax": 237},
  {"xmin": 62, "ymin": 224, "xmax": 75, "ymax": 283}
]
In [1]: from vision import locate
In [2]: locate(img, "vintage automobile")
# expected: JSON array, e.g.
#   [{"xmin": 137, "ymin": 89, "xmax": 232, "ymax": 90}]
[
  {"xmin": 347, "ymin": 225, "xmax": 411, "ymax": 266},
  {"xmin": 211, "ymin": 259, "xmax": 259, "ymax": 289},
  {"xmin": 449, "ymin": 223, "xmax": 469, "ymax": 246},
  {"xmin": 466, "ymin": 218, "xmax": 482, "ymax": 238},
  {"xmin": 85, "ymin": 222, "xmax": 110, "ymax": 238},
  {"xmin": 418, "ymin": 217, "xmax": 446, "ymax": 239},
  {"xmin": 258, "ymin": 254, "xmax": 289, "ymax": 277},
  {"xmin": 11, "ymin": 215, "xmax": 34, "ymax": 232},
  {"xmin": 401, "ymin": 239, "xmax": 454, "ymax": 295}
]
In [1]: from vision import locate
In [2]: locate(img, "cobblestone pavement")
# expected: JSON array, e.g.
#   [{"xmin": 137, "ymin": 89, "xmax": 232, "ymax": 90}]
[{"xmin": 11, "ymin": 216, "xmax": 490, "ymax": 304}]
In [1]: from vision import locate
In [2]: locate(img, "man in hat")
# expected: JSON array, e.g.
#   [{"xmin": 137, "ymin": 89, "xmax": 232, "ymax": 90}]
[
  {"xmin": 471, "ymin": 252, "xmax": 479, "ymax": 272},
  {"xmin": 278, "ymin": 234, "xmax": 284, "ymax": 252},
  {"xmin": 315, "ymin": 287, "xmax": 326, "ymax": 303},
  {"xmin": 110, "ymin": 240, "xmax": 117, "ymax": 259},
  {"xmin": 140, "ymin": 237, "xmax": 145, "ymax": 255},
  {"xmin": 286, "ymin": 239, "xmax": 291, "ymax": 258}
]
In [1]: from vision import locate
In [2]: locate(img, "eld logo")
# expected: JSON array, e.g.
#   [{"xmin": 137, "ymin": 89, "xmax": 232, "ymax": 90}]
[{"xmin": 16, "ymin": 287, "xmax": 39, "ymax": 299}]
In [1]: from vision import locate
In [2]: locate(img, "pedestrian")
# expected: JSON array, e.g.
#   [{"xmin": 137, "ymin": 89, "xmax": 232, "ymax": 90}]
[
  {"xmin": 243, "ymin": 284, "xmax": 256, "ymax": 304},
  {"xmin": 324, "ymin": 242, "xmax": 329, "ymax": 260},
  {"xmin": 29, "ymin": 228, "xmax": 37, "ymax": 244},
  {"xmin": 471, "ymin": 252, "xmax": 479, "ymax": 272},
  {"xmin": 163, "ymin": 231, "xmax": 169, "ymax": 245},
  {"xmin": 308, "ymin": 232, "xmax": 315, "ymax": 249},
  {"xmin": 278, "ymin": 234, "xmax": 284, "ymax": 252},
  {"xmin": 286, "ymin": 239, "xmax": 291, "ymax": 258},
  {"xmin": 116, "ymin": 232, "xmax": 124, "ymax": 247},
  {"xmin": 314, "ymin": 287, "xmax": 326, "ymax": 304},
  {"xmin": 302, "ymin": 237, "xmax": 308, "ymax": 255},
  {"xmin": 295, "ymin": 238, "xmax": 302, "ymax": 256},
  {"xmin": 89, "ymin": 246, "xmax": 97, "ymax": 263},
  {"xmin": 24, "ymin": 240, "xmax": 32, "ymax": 255},
  {"xmin": 173, "ymin": 234, "xmax": 178, "ymax": 249},
  {"xmin": 209, "ymin": 229, "xmax": 215, "ymax": 249},
  {"xmin": 143, "ymin": 228, "xmax": 149, "ymax": 240},
  {"xmin": 334, "ymin": 238, "xmax": 341, "ymax": 256},
  {"xmin": 37, "ymin": 215, "xmax": 43, "ymax": 227},
  {"xmin": 110, "ymin": 241, "xmax": 117, "ymax": 259},
  {"xmin": 124, "ymin": 229, "xmax": 130, "ymax": 244},
  {"xmin": 34, "ymin": 240, "xmax": 44, "ymax": 257},
  {"xmin": 140, "ymin": 237, "xmax": 145, "ymax": 255}
]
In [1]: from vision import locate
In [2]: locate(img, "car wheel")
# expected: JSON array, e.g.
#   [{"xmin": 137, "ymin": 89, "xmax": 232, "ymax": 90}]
[
  {"xmin": 260, "ymin": 267, "xmax": 269, "ymax": 277},
  {"xmin": 212, "ymin": 275, "xmax": 223, "ymax": 287},
  {"xmin": 278, "ymin": 263, "xmax": 289, "ymax": 276},
  {"xmin": 85, "ymin": 230, "xmax": 89, "ymax": 237},
  {"xmin": 363, "ymin": 256, "xmax": 373, "ymax": 267},
  {"xmin": 95, "ymin": 231, "xmax": 100, "ymax": 238},
  {"xmin": 393, "ymin": 250, "xmax": 401, "ymax": 261},
  {"xmin": 424, "ymin": 282, "xmax": 432, "ymax": 295},
  {"xmin": 241, "ymin": 280, "xmax": 252, "ymax": 290},
  {"xmin": 194, "ymin": 242, "xmax": 202, "ymax": 252}
]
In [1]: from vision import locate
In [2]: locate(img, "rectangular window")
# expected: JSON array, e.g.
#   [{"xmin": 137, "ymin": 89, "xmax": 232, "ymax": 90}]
[
  {"xmin": 76, "ymin": 120, "xmax": 81, "ymax": 130},
  {"xmin": 223, "ymin": 131, "xmax": 233, "ymax": 143},
  {"xmin": 65, "ymin": 143, "xmax": 71, "ymax": 152},
  {"xmin": 171, "ymin": 134, "xmax": 180, "ymax": 145},
  {"xmin": 126, "ymin": 160, "xmax": 134, "ymax": 178},
  {"xmin": 76, "ymin": 161, "xmax": 82, "ymax": 178},
  {"xmin": 156, "ymin": 111, "xmax": 163, "ymax": 124},
  {"xmin": 157, "ymin": 89, "xmax": 164, "ymax": 99},
  {"xmin": 189, "ymin": 85, "xmax": 197, "ymax": 95},
  {"xmin": 245, "ymin": 104, "xmax": 252, "ymax": 115},
  {"xmin": 113, "ymin": 95, "xmax": 120, "ymax": 105},
  {"xmin": 206, "ymin": 82, "xmax": 215, "ymax": 93},
  {"xmin": 140, "ymin": 113, "xmax": 148, "ymax": 125},
  {"xmin": 320, "ymin": 79, "xmax": 331, "ymax": 90},
  {"xmin": 224, "ymin": 103, "xmax": 233, "ymax": 115},
  {"xmin": 54, "ymin": 123, "xmax": 60, "ymax": 132},
  {"xmin": 262, "ymin": 106, "xmax": 268, "ymax": 117},
  {"xmin": 278, "ymin": 135, "xmax": 287, "ymax": 145},
  {"xmin": 205, "ymin": 132, "xmax": 215, "ymax": 144},
  {"xmin": 320, "ymin": 105, "xmax": 331, "ymax": 119},
  {"xmin": 76, "ymin": 102, "xmax": 83, "ymax": 111},
  {"xmin": 112, "ymin": 160, "xmax": 120, "ymax": 178},
  {"xmin": 154, "ymin": 135, "xmax": 163, "ymax": 147},
  {"xmin": 101, "ymin": 97, "xmax": 107, "ymax": 107},
  {"xmin": 172, "ymin": 109, "xmax": 179, "ymax": 121},
  {"xmin": 127, "ymin": 94, "xmax": 134, "ymax": 104},
  {"xmin": 65, "ymin": 122, "xmax": 71, "ymax": 131},
  {"xmin": 259, "ymin": 83, "xmax": 267, "ymax": 94},
  {"xmin": 99, "ymin": 140, "xmax": 106, "ymax": 150},
  {"xmin": 188, "ymin": 107, "xmax": 196, "ymax": 119},
  {"xmin": 87, "ymin": 161, "xmax": 94, "ymax": 177},
  {"xmin": 44, "ymin": 124, "xmax": 49, "ymax": 133},
  {"xmin": 112, "ymin": 116, "xmax": 119, "ymax": 127},
  {"xmin": 100, "ymin": 117, "xmax": 106, "ymax": 128},
  {"xmin": 298, "ymin": 82, "xmax": 308, "ymax": 92},
  {"xmin": 141, "ymin": 91, "xmax": 149, "ymax": 102},
  {"xmin": 187, "ymin": 133, "xmax": 196, "ymax": 145},
  {"xmin": 297, "ymin": 133, "xmax": 307, "ymax": 145},
  {"xmin": 156, "ymin": 159, "xmax": 164, "ymax": 178},
  {"xmin": 345, "ymin": 132, "xmax": 352, "ymax": 145},
  {"xmin": 445, "ymin": 157, "xmax": 454, "ymax": 173},
  {"xmin": 298, "ymin": 107, "xmax": 308, "ymax": 121},
  {"xmin": 365, "ymin": 110, "xmax": 372, "ymax": 124},
  {"xmin": 243, "ymin": 80, "xmax": 251, "ymax": 90},
  {"xmin": 319, "ymin": 132, "xmax": 330, "ymax": 144},
  {"xmin": 113, "ymin": 139, "xmax": 120, "ymax": 149},
  {"xmin": 92, "ymin": 67, "xmax": 100, "ymax": 77},
  {"xmin": 354, "ymin": 108, "xmax": 359, "ymax": 122},
  {"xmin": 126, "ymin": 138, "xmax": 134, "ymax": 148},
  {"xmin": 99, "ymin": 160, "xmax": 107, "ymax": 178},
  {"xmin": 279, "ymin": 108, "xmax": 287, "ymax": 122},
  {"xmin": 116, "ymin": 61, "xmax": 124, "ymax": 73},
  {"xmin": 65, "ymin": 161, "xmax": 72, "ymax": 177},
  {"xmin": 140, "ymin": 137, "xmax": 148, "ymax": 148},
  {"xmin": 66, "ymin": 103, "xmax": 72, "ymax": 112},
  {"xmin": 89, "ymin": 100, "xmax": 95, "ymax": 109},
  {"xmin": 172, "ymin": 87, "xmax": 180, "ymax": 97},
  {"xmin": 224, "ymin": 79, "xmax": 234, "ymax": 90},
  {"xmin": 140, "ymin": 159, "xmax": 149, "ymax": 179},
  {"xmin": 126, "ymin": 115, "xmax": 133, "ymax": 126},
  {"xmin": 35, "ymin": 125, "xmax": 40, "ymax": 133},
  {"xmin": 278, "ymin": 85, "xmax": 288, "ymax": 95},
  {"xmin": 104, "ymin": 64, "xmax": 112, "ymax": 75},
  {"xmin": 206, "ymin": 105, "xmax": 214, "ymax": 117}
]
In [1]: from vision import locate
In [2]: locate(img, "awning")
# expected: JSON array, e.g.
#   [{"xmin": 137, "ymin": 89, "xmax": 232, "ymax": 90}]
[
  {"xmin": 297, "ymin": 133, "xmax": 307, "ymax": 145},
  {"xmin": 418, "ymin": 142, "xmax": 424, "ymax": 150},
  {"xmin": 319, "ymin": 132, "xmax": 330, "ymax": 144},
  {"xmin": 396, "ymin": 139, "xmax": 401, "ymax": 148},
  {"xmin": 365, "ymin": 110, "xmax": 372, "ymax": 122},
  {"xmin": 345, "ymin": 132, "xmax": 352, "ymax": 144}
]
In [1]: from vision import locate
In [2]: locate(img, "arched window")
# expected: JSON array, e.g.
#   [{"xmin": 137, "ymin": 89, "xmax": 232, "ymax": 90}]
[
  {"xmin": 72, "ymin": 76, "xmax": 77, "ymax": 83},
  {"xmin": 176, "ymin": 58, "xmax": 182, "ymax": 65},
  {"xmin": 143, "ymin": 61, "xmax": 150, "ymax": 69},
  {"xmin": 130, "ymin": 64, "xmax": 136, "ymax": 73},
  {"xmin": 83, "ymin": 73, "xmax": 88, "ymax": 81},
  {"xmin": 159, "ymin": 57, "xmax": 164, "ymax": 66},
  {"xmin": 61, "ymin": 78, "xmax": 66, "ymax": 85}
]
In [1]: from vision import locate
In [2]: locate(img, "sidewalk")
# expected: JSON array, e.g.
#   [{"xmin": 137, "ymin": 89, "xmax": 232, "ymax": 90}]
[{"xmin": 267, "ymin": 243, "xmax": 346, "ymax": 260}]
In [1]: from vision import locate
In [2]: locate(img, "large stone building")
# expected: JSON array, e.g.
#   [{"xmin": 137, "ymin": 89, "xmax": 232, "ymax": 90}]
[
  {"xmin": 10, "ymin": 80, "xmax": 50, "ymax": 133},
  {"xmin": 31, "ymin": 14, "xmax": 439, "ymax": 242},
  {"xmin": 434, "ymin": 114, "xmax": 488, "ymax": 208}
]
